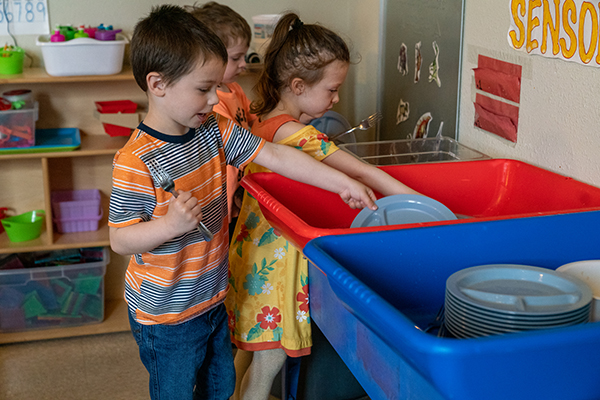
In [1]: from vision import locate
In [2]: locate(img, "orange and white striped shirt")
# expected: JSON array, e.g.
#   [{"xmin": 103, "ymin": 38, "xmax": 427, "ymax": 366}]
[{"xmin": 109, "ymin": 113, "xmax": 264, "ymax": 325}]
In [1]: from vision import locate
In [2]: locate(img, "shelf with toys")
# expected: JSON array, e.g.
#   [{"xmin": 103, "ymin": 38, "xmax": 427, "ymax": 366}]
[{"xmin": 0, "ymin": 57, "xmax": 138, "ymax": 343}]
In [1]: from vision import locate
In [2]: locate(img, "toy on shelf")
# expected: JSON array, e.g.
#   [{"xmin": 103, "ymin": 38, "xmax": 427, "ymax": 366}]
[
  {"xmin": 73, "ymin": 25, "xmax": 89, "ymax": 39},
  {"xmin": 0, "ymin": 247, "xmax": 109, "ymax": 332},
  {"xmin": 0, "ymin": 45, "xmax": 25, "ymax": 75},
  {"xmin": 0, "ymin": 207, "xmax": 8, "ymax": 234},
  {"xmin": 0, "ymin": 102, "xmax": 38, "ymax": 149},
  {"xmin": 0, "ymin": 210, "xmax": 45, "ymax": 243},
  {"xmin": 94, "ymin": 100, "xmax": 144, "ymax": 137}
]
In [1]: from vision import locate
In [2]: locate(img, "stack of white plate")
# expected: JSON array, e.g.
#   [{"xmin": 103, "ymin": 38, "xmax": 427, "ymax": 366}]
[{"xmin": 444, "ymin": 264, "xmax": 593, "ymax": 339}]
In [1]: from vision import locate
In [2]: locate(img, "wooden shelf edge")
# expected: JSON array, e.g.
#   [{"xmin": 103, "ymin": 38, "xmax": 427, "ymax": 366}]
[
  {"xmin": 0, "ymin": 66, "xmax": 134, "ymax": 85},
  {"xmin": 0, "ymin": 298, "xmax": 129, "ymax": 344},
  {"xmin": 0, "ymin": 134, "xmax": 128, "ymax": 161},
  {"xmin": 0, "ymin": 225, "xmax": 110, "ymax": 255}
]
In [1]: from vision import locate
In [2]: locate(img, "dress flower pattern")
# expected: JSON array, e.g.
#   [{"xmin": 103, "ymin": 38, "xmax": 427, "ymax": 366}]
[{"xmin": 226, "ymin": 124, "xmax": 339, "ymax": 357}]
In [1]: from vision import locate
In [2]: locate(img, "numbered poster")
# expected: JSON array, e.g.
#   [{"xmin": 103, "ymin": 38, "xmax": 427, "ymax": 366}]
[{"xmin": 0, "ymin": 0, "xmax": 49, "ymax": 36}]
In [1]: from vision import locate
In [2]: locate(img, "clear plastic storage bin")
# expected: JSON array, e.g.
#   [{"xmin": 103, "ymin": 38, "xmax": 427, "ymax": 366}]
[
  {"xmin": 338, "ymin": 137, "xmax": 489, "ymax": 165},
  {"xmin": 0, "ymin": 103, "xmax": 39, "ymax": 149},
  {"xmin": 0, "ymin": 247, "xmax": 109, "ymax": 332}
]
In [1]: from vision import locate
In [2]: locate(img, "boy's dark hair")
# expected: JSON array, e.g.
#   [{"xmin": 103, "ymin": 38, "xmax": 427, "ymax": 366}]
[
  {"xmin": 130, "ymin": 4, "xmax": 228, "ymax": 92},
  {"xmin": 251, "ymin": 13, "xmax": 350, "ymax": 117},
  {"xmin": 186, "ymin": 2, "xmax": 252, "ymax": 48}
]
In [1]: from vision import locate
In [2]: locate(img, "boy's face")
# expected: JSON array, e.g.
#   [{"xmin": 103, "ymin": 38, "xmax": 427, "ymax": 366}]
[
  {"xmin": 159, "ymin": 57, "xmax": 226, "ymax": 133},
  {"xmin": 222, "ymin": 38, "xmax": 249, "ymax": 84},
  {"xmin": 298, "ymin": 60, "xmax": 349, "ymax": 120}
]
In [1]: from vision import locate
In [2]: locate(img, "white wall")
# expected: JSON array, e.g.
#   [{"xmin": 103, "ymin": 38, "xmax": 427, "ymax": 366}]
[
  {"xmin": 458, "ymin": 1, "xmax": 600, "ymax": 187},
  {"xmin": 1, "ymin": 0, "xmax": 380, "ymax": 127}
]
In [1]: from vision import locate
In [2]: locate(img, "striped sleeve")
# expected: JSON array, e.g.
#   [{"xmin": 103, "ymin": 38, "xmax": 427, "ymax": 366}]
[
  {"xmin": 218, "ymin": 115, "xmax": 265, "ymax": 170},
  {"xmin": 109, "ymin": 146, "xmax": 156, "ymax": 228}
]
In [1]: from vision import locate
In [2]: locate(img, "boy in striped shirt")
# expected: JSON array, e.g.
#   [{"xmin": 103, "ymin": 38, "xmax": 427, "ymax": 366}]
[{"xmin": 108, "ymin": 5, "xmax": 376, "ymax": 400}]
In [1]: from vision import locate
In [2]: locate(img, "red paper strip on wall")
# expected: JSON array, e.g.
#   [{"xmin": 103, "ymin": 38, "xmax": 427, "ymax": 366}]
[
  {"xmin": 474, "ymin": 93, "xmax": 520, "ymax": 143},
  {"xmin": 474, "ymin": 55, "xmax": 522, "ymax": 103}
]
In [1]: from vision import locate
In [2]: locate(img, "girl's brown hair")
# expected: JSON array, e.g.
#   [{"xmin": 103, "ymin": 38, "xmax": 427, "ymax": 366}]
[{"xmin": 251, "ymin": 13, "xmax": 350, "ymax": 117}]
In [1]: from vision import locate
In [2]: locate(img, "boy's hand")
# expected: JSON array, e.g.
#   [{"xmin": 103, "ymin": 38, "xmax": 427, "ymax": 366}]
[
  {"xmin": 164, "ymin": 190, "xmax": 204, "ymax": 235},
  {"xmin": 338, "ymin": 180, "xmax": 378, "ymax": 210}
]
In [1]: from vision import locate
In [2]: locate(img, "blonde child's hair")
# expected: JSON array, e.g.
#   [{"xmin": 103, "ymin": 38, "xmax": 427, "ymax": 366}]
[
  {"xmin": 186, "ymin": 1, "xmax": 252, "ymax": 48},
  {"xmin": 251, "ymin": 13, "xmax": 350, "ymax": 117}
]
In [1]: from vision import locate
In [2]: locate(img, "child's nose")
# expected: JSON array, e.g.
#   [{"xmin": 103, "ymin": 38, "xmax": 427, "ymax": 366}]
[
  {"xmin": 332, "ymin": 92, "xmax": 340, "ymax": 104},
  {"xmin": 208, "ymin": 91, "xmax": 220, "ymax": 106}
]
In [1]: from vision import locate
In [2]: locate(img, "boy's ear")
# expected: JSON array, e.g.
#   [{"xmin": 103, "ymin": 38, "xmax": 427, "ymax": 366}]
[
  {"xmin": 290, "ymin": 78, "xmax": 305, "ymax": 96},
  {"xmin": 147, "ymin": 72, "xmax": 166, "ymax": 97}
]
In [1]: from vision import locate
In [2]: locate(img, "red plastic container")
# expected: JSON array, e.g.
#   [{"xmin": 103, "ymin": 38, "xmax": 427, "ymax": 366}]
[
  {"xmin": 0, "ymin": 207, "xmax": 7, "ymax": 233},
  {"xmin": 241, "ymin": 159, "xmax": 600, "ymax": 249},
  {"xmin": 94, "ymin": 100, "xmax": 137, "ymax": 137},
  {"xmin": 95, "ymin": 100, "xmax": 137, "ymax": 114}
]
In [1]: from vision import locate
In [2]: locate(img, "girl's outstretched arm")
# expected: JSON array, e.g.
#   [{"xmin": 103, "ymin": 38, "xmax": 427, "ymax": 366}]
[
  {"xmin": 254, "ymin": 141, "xmax": 378, "ymax": 210},
  {"xmin": 322, "ymin": 149, "xmax": 422, "ymax": 197}
]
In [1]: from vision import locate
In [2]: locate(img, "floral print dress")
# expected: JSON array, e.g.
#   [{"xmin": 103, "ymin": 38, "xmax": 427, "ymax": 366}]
[{"xmin": 226, "ymin": 119, "xmax": 338, "ymax": 357}]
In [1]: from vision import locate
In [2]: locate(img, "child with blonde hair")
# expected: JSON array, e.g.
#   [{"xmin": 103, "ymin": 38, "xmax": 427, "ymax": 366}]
[
  {"xmin": 109, "ymin": 6, "xmax": 379, "ymax": 400},
  {"xmin": 226, "ymin": 13, "xmax": 420, "ymax": 400},
  {"xmin": 187, "ymin": 1, "xmax": 256, "ymax": 238}
]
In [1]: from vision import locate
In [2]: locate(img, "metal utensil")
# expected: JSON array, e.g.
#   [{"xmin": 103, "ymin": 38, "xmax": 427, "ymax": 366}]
[
  {"xmin": 327, "ymin": 112, "xmax": 383, "ymax": 142},
  {"xmin": 148, "ymin": 159, "xmax": 214, "ymax": 242}
]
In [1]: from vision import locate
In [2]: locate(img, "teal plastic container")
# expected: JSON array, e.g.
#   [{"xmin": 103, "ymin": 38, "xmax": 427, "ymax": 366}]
[{"xmin": 303, "ymin": 211, "xmax": 600, "ymax": 400}]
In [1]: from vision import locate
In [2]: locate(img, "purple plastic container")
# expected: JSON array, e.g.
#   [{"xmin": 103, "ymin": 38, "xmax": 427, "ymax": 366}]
[
  {"xmin": 51, "ymin": 189, "xmax": 102, "ymax": 233},
  {"xmin": 94, "ymin": 29, "xmax": 122, "ymax": 41}
]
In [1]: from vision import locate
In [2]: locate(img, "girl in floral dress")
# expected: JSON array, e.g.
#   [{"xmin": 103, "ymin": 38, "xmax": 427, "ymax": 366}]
[{"xmin": 225, "ymin": 13, "xmax": 420, "ymax": 400}]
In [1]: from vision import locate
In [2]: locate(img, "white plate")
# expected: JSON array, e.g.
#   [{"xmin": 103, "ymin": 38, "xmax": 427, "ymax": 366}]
[
  {"xmin": 557, "ymin": 260, "xmax": 600, "ymax": 296},
  {"xmin": 351, "ymin": 194, "xmax": 457, "ymax": 228}
]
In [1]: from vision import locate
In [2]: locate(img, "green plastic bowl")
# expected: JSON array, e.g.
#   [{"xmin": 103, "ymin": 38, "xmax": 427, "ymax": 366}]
[
  {"xmin": 1, "ymin": 209, "xmax": 45, "ymax": 242},
  {"xmin": 0, "ymin": 47, "xmax": 25, "ymax": 75}
]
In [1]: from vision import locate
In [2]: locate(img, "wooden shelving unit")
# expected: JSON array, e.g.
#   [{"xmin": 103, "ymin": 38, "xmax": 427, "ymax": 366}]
[
  {"xmin": 0, "ymin": 136, "xmax": 127, "ymax": 254},
  {"xmin": 0, "ymin": 68, "xmax": 136, "ymax": 342}
]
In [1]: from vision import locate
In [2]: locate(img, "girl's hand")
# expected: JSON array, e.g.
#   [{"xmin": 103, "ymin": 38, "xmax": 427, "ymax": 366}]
[
  {"xmin": 164, "ymin": 190, "xmax": 204, "ymax": 236},
  {"xmin": 338, "ymin": 179, "xmax": 378, "ymax": 210}
]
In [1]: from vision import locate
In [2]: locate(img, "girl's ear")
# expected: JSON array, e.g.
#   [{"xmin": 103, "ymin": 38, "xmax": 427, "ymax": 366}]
[
  {"xmin": 147, "ymin": 72, "xmax": 166, "ymax": 97},
  {"xmin": 290, "ymin": 77, "xmax": 305, "ymax": 96}
]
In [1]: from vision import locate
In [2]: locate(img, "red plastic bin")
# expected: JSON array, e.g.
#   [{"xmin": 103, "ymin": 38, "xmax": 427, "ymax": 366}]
[
  {"xmin": 240, "ymin": 159, "xmax": 600, "ymax": 249},
  {"xmin": 95, "ymin": 100, "xmax": 137, "ymax": 114},
  {"xmin": 94, "ymin": 100, "xmax": 137, "ymax": 137}
]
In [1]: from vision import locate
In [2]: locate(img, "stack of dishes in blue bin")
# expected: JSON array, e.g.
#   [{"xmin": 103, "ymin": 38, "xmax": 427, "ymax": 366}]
[{"xmin": 444, "ymin": 264, "xmax": 593, "ymax": 339}]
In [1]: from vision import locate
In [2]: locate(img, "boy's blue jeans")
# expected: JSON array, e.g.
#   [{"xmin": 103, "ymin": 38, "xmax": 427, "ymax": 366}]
[{"xmin": 128, "ymin": 304, "xmax": 235, "ymax": 400}]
